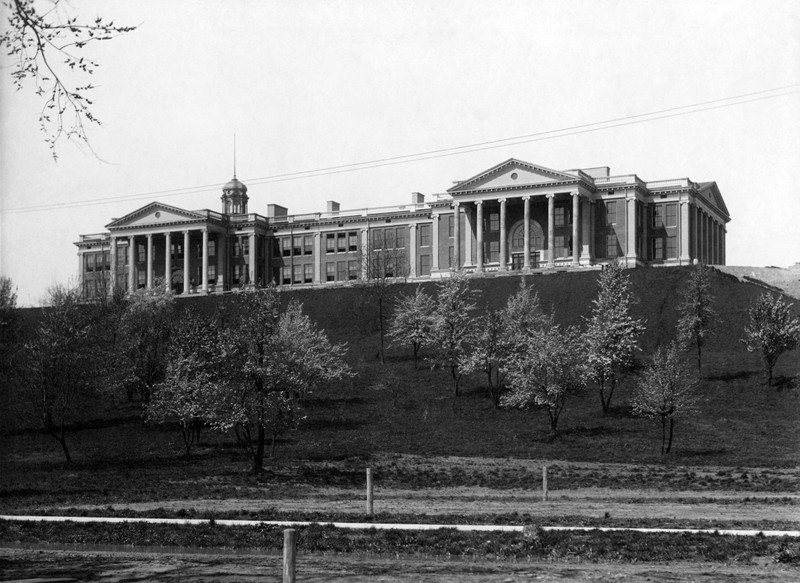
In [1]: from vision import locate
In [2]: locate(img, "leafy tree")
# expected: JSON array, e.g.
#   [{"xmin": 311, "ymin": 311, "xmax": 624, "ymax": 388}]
[
  {"xmin": 118, "ymin": 282, "xmax": 175, "ymax": 403},
  {"xmin": 584, "ymin": 262, "xmax": 646, "ymax": 415},
  {"xmin": 21, "ymin": 284, "xmax": 106, "ymax": 462},
  {"xmin": 502, "ymin": 324, "xmax": 586, "ymax": 437},
  {"xmin": 388, "ymin": 286, "xmax": 434, "ymax": 368},
  {"xmin": 462, "ymin": 309, "xmax": 506, "ymax": 406},
  {"xmin": 677, "ymin": 263, "xmax": 716, "ymax": 375},
  {"xmin": 427, "ymin": 272, "xmax": 477, "ymax": 396},
  {"xmin": 146, "ymin": 310, "xmax": 224, "ymax": 457},
  {"xmin": 216, "ymin": 289, "xmax": 350, "ymax": 472},
  {"xmin": 1, "ymin": 0, "xmax": 136, "ymax": 157},
  {"xmin": 632, "ymin": 343, "xmax": 699, "ymax": 454},
  {"xmin": 742, "ymin": 293, "xmax": 800, "ymax": 385},
  {"xmin": 355, "ymin": 243, "xmax": 409, "ymax": 364}
]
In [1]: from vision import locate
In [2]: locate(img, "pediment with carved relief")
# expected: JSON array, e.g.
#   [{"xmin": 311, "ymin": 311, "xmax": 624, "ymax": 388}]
[
  {"xmin": 106, "ymin": 202, "xmax": 207, "ymax": 230},
  {"xmin": 447, "ymin": 158, "xmax": 579, "ymax": 194}
]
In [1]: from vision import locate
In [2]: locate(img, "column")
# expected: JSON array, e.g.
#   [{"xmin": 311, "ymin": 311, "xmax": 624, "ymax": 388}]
[
  {"xmin": 248, "ymin": 232, "xmax": 256, "ymax": 285},
  {"xmin": 589, "ymin": 201, "xmax": 597, "ymax": 261},
  {"xmin": 110, "ymin": 237, "xmax": 118, "ymax": 294},
  {"xmin": 523, "ymin": 196, "xmax": 531, "ymax": 270},
  {"xmin": 464, "ymin": 206, "xmax": 473, "ymax": 267},
  {"xmin": 453, "ymin": 203, "xmax": 461, "ymax": 269},
  {"xmin": 641, "ymin": 203, "xmax": 649, "ymax": 262},
  {"xmin": 475, "ymin": 201, "xmax": 484, "ymax": 272},
  {"xmin": 218, "ymin": 234, "xmax": 227, "ymax": 289},
  {"xmin": 146, "ymin": 233, "xmax": 154, "ymax": 289},
  {"xmin": 78, "ymin": 252, "xmax": 84, "ymax": 296},
  {"xmin": 183, "ymin": 230, "xmax": 190, "ymax": 294},
  {"xmin": 547, "ymin": 194, "xmax": 555, "ymax": 267},
  {"xmin": 625, "ymin": 197, "xmax": 636, "ymax": 265},
  {"xmin": 581, "ymin": 199, "xmax": 592, "ymax": 264},
  {"xmin": 314, "ymin": 232, "xmax": 322, "ymax": 284},
  {"xmin": 409, "ymin": 224, "xmax": 418, "ymax": 277},
  {"xmin": 694, "ymin": 206, "xmax": 701, "ymax": 262},
  {"xmin": 680, "ymin": 201, "xmax": 690, "ymax": 265},
  {"xmin": 499, "ymin": 198, "xmax": 508, "ymax": 270},
  {"xmin": 722, "ymin": 227, "xmax": 726, "ymax": 265},
  {"xmin": 164, "ymin": 232, "xmax": 172, "ymax": 292},
  {"xmin": 128, "ymin": 236, "xmax": 135, "ymax": 292},
  {"xmin": 572, "ymin": 193, "xmax": 580, "ymax": 267},
  {"xmin": 431, "ymin": 214, "xmax": 440, "ymax": 271},
  {"xmin": 202, "ymin": 229, "xmax": 209, "ymax": 293}
]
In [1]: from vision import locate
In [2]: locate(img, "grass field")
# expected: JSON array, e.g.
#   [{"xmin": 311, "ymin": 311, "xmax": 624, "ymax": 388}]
[{"xmin": 1, "ymin": 266, "xmax": 799, "ymax": 578}]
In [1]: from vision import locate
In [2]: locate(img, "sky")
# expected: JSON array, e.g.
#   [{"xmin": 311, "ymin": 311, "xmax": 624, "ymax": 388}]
[{"xmin": 1, "ymin": 0, "xmax": 799, "ymax": 306}]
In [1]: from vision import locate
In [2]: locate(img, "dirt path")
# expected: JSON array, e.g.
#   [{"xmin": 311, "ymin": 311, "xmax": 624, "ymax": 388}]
[
  {"xmin": 63, "ymin": 486, "xmax": 800, "ymax": 524},
  {"xmin": 2, "ymin": 547, "xmax": 799, "ymax": 582}
]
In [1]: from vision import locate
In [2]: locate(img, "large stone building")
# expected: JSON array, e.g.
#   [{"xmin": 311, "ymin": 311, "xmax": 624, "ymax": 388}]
[{"xmin": 76, "ymin": 158, "xmax": 730, "ymax": 298}]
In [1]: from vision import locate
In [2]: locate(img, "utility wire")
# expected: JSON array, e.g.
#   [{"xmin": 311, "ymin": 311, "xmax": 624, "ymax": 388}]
[{"xmin": 4, "ymin": 84, "xmax": 798, "ymax": 214}]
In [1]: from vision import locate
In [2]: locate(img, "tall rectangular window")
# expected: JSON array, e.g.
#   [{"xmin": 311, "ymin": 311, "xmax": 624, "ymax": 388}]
[
  {"xmin": 666, "ymin": 203, "xmax": 677, "ymax": 228},
  {"xmin": 666, "ymin": 236, "xmax": 677, "ymax": 258},
  {"xmin": 326, "ymin": 262, "xmax": 335, "ymax": 282},
  {"xmin": 282, "ymin": 266, "xmax": 291, "ymax": 285},
  {"xmin": 208, "ymin": 265, "xmax": 216, "ymax": 284},
  {"xmin": 448, "ymin": 215, "xmax": 454, "ymax": 238},
  {"xmin": 337, "ymin": 232, "xmax": 346, "ymax": 252},
  {"xmin": 303, "ymin": 235, "xmax": 313, "ymax": 255},
  {"xmin": 137, "ymin": 244, "xmax": 146, "ymax": 263},
  {"xmin": 348, "ymin": 260, "xmax": 359, "ymax": 280},
  {"xmin": 85, "ymin": 253, "xmax": 96, "ymax": 272},
  {"xmin": 243, "ymin": 238, "xmax": 250, "ymax": 256},
  {"xmin": 348, "ymin": 232, "xmax": 358, "ymax": 252},
  {"xmin": 555, "ymin": 207, "xmax": 566, "ymax": 227},
  {"xmin": 207, "ymin": 240, "xmax": 216, "ymax": 257},
  {"xmin": 281, "ymin": 237, "xmax": 291, "ymax": 257},
  {"xmin": 487, "ymin": 240, "xmax": 500, "ymax": 263},
  {"xmin": 653, "ymin": 205, "xmax": 664, "ymax": 228},
  {"xmin": 419, "ymin": 254, "xmax": 431, "ymax": 276},
  {"xmin": 419, "ymin": 224, "xmax": 431, "ymax": 246},
  {"xmin": 395, "ymin": 227, "xmax": 406, "ymax": 248},
  {"xmin": 337, "ymin": 261, "xmax": 347, "ymax": 281},
  {"xmin": 488, "ymin": 212, "xmax": 500, "ymax": 232},
  {"xmin": 303, "ymin": 263, "xmax": 313, "ymax": 283},
  {"xmin": 384, "ymin": 228, "xmax": 395, "ymax": 249},
  {"xmin": 372, "ymin": 229, "xmax": 383, "ymax": 250},
  {"xmin": 448, "ymin": 246, "xmax": 454, "ymax": 268},
  {"xmin": 652, "ymin": 237, "xmax": 664, "ymax": 260},
  {"xmin": 326, "ymin": 234, "xmax": 335, "ymax": 253},
  {"xmin": 117, "ymin": 246, "xmax": 127, "ymax": 266},
  {"xmin": 606, "ymin": 233, "xmax": 618, "ymax": 258},
  {"xmin": 293, "ymin": 264, "xmax": 303, "ymax": 284},
  {"xmin": 606, "ymin": 201, "xmax": 617, "ymax": 225},
  {"xmin": 292, "ymin": 236, "xmax": 302, "ymax": 256}
]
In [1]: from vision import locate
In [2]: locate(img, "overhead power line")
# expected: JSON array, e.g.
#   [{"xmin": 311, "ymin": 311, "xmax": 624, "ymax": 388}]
[{"xmin": 4, "ymin": 84, "xmax": 798, "ymax": 215}]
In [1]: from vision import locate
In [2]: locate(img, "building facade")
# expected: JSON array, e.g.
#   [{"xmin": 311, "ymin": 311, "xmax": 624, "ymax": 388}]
[{"xmin": 76, "ymin": 159, "xmax": 730, "ymax": 298}]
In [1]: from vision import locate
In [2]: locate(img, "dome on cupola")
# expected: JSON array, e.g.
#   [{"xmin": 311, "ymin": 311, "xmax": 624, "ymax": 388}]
[{"xmin": 223, "ymin": 177, "xmax": 248, "ymax": 193}]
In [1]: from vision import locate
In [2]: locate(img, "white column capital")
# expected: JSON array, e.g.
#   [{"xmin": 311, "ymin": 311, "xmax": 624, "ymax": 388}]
[
  {"xmin": 546, "ymin": 193, "xmax": 555, "ymax": 199},
  {"xmin": 498, "ymin": 197, "xmax": 507, "ymax": 204},
  {"xmin": 475, "ymin": 200, "xmax": 484, "ymax": 206},
  {"xmin": 521, "ymin": 195, "xmax": 531, "ymax": 202}
]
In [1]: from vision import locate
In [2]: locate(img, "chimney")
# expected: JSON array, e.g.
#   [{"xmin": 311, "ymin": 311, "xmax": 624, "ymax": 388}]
[
  {"xmin": 411, "ymin": 192, "xmax": 425, "ymax": 204},
  {"xmin": 327, "ymin": 201, "xmax": 340, "ymax": 214},
  {"xmin": 267, "ymin": 204, "xmax": 288, "ymax": 218}
]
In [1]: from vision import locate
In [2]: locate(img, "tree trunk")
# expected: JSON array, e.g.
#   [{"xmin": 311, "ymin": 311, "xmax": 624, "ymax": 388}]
[
  {"xmin": 253, "ymin": 425, "xmax": 266, "ymax": 473},
  {"xmin": 697, "ymin": 342, "xmax": 702, "ymax": 377},
  {"xmin": 270, "ymin": 433, "xmax": 276, "ymax": 459},
  {"xmin": 660, "ymin": 416, "xmax": 666, "ymax": 455},
  {"xmin": 666, "ymin": 418, "xmax": 674, "ymax": 454},
  {"xmin": 53, "ymin": 433, "xmax": 72, "ymax": 463},
  {"xmin": 378, "ymin": 296, "xmax": 386, "ymax": 365},
  {"xmin": 412, "ymin": 343, "xmax": 419, "ymax": 369}
]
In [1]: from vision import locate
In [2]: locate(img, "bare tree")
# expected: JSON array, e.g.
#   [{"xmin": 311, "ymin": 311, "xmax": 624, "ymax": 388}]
[
  {"xmin": 355, "ymin": 240, "xmax": 409, "ymax": 364},
  {"xmin": 21, "ymin": 284, "xmax": 107, "ymax": 462},
  {"xmin": 1, "ymin": 0, "xmax": 136, "ymax": 158},
  {"xmin": 632, "ymin": 343, "xmax": 699, "ymax": 454},
  {"xmin": 742, "ymin": 293, "xmax": 800, "ymax": 385},
  {"xmin": 677, "ymin": 263, "xmax": 716, "ymax": 375}
]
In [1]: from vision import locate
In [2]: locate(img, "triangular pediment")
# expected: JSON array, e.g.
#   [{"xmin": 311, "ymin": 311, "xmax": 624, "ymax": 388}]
[
  {"xmin": 447, "ymin": 159, "xmax": 579, "ymax": 194},
  {"xmin": 106, "ymin": 202, "xmax": 207, "ymax": 229},
  {"xmin": 696, "ymin": 182, "xmax": 730, "ymax": 220}
]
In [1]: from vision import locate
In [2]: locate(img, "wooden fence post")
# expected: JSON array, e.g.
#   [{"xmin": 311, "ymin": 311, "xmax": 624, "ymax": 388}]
[
  {"xmin": 283, "ymin": 528, "xmax": 296, "ymax": 583},
  {"xmin": 366, "ymin": 467, "xmax": 374, "ymax": 516},
  {"xmin": 542, "ymin": 465, "xmax": 548, "ymax": 502}
]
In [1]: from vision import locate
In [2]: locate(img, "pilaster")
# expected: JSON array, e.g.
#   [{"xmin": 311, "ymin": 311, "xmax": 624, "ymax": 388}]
[
  {"xmin": 183, "ymin": 230, "xmax": 190, "ymax": 294},
  {"xmin": 202, "ymin": 229, "xmax": 209, "ymax": 293},
  {"xmin": 547, "ymin": 194, "xmax": 555, "ymax": 267},
  {"xmin": 146, "ymin": 233, "xmax": 154, "ymax": 289},
  {"xmin": 164, "ymin": 232, "xmax": 172, "ymax": 292},
  {"xmin": 523, "ymin": 196, "xmax": 531, "ymax": 270},
  {"xmin": 476, "ymin": 200, "xmax": 484, "ymax": 272},
  {"xmin": 499, "ymin": 198, "xmax": 508, "ymax": 270},
  {"xmin": 409, "ymin": 224, "xmax": 418, "ymax": 277},
  {"xmin": 571, "ymin": 193, "xmax": 580, "ymax": 267}
]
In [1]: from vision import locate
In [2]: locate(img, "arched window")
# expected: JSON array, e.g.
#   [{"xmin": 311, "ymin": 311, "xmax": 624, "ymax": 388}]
[{"xmin": 510, "ymin": 221, "xmax": 544, "ymax": 251}]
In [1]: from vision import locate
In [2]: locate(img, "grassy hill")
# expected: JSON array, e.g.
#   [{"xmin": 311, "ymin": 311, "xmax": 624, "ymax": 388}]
[{"xmin": 3, "ymin": 266, "xmax": 799, "ymax": 470}]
